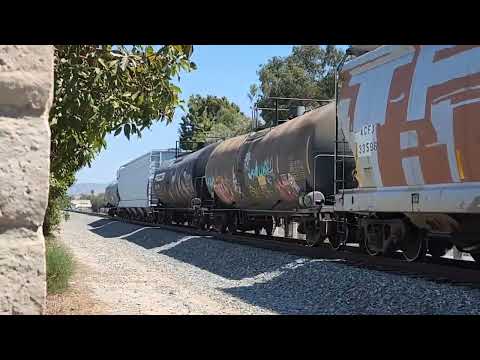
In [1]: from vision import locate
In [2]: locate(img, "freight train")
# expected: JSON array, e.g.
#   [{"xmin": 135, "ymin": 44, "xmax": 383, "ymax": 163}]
[{"xmin": 105, "ymin": 45, "xmax": 480, "ymax": 263}]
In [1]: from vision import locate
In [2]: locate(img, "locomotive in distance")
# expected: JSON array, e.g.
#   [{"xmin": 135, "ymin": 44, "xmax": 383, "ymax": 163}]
[{"xmin": 105, "ymin": 45, "xmax": 480, "ymax": 264}]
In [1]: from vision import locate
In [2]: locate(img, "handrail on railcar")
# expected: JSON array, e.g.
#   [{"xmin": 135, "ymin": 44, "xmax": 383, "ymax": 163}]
[{"xmin": 252, "ymin": 96, "xmax": 335, "ymax": 131}]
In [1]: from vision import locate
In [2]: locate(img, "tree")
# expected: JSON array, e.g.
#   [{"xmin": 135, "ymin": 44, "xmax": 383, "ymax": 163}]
[
  {"xmin": 178, "ymin": 95, "xmax": 251, "ymax": 150},
  {"xmin": 44, "ymin": 45, "xmax": 196, "ymax": 235},
  {"xmin": 252, "ymin": 45, "xmax": 345, "ymax": 126},
  {"xmin": 207, "ymin": 107, "xmax": 252, "ymax": 140}
]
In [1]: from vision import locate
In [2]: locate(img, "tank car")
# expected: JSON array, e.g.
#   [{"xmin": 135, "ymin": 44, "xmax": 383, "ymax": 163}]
[
  {"xmin": 152, "ymin": 142, "xmax": 220, "ymax": 227},
  {"xmin": 205, "ymin": 102, "xmax": 356, "ymax": 238},
  {"xmin": 104, "ymin": 181, "xmax": 120, "ymax": 216},
  {"xmin": 333, "ymin": 45, "xmax": 480, "ymax": 262}
]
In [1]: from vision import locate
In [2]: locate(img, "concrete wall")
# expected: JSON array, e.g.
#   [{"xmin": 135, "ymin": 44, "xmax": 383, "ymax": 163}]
[{"xmin": 0, "ymin": 46, "xmax": 54, "ymax": 314}]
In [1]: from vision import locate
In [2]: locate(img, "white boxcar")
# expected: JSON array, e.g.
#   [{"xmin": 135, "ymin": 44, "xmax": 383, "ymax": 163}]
[{"xmin": 117, "ymin": 150, "xmax": 176, "ymax": 210}]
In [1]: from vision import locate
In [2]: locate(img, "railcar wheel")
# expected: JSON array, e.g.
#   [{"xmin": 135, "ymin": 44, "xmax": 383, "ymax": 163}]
[
  {"xmin": 264, "ymin": 222, "xmax": 274, "ymax": 236},
  {"xmin": 471, "ymin": 253, "xmax": 480, "ymax": 263},
  {"xmin": 215, "ymin": 217, "xmax": 228, "ymax": 233},
  {"xmin": 219, "ymin": 224, "xmax": 227, "ymax": 233},
  {"xmin": 357, "ymin": 227, "xmax": 366, "ymax": 252},
  {"xmin": 306, "ymin": 231, "xmax": 322, "ymax": 247},
  {"xmin": 328, "ymin": 220, "xmax": 348, "ymax": 251},
  {"xmin": 198, "ymin": 220, "xmax": 208, "ymax": 230},
  {"xmin": 363, "ymin": 226, "xmax": 381, "ymax": 257},
  {"xmin": 365, "ymin": 243, "xmax": 381, "ymax": 256},
  {"xmin": 401, "ymin": 229, "xmax": 427, "ymax": 262},
  {"xmin": 428, "ymin": 241, "xmax": 448, "ymax": 258},
  {"xmin": 328, "ymin": 235, "xmax": 342, "ymax": 251},
  {"xmin": 227, "ymin": 216, "xmax": 238, "ymax": 234}
]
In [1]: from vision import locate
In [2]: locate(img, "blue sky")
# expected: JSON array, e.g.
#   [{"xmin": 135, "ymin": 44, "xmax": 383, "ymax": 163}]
[{"xmin": 75, "ymin": 45, "xmax": 347, "ymax": 184}]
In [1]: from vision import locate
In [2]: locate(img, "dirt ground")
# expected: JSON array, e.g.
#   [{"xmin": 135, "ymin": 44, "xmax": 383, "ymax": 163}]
[
  {"xmin": 45, "ymin": 262, "xmax": 108, "ymax": 315},
  {"xmin": 44, "ymin": 213, "xmax": 270, "ymax": 315}
]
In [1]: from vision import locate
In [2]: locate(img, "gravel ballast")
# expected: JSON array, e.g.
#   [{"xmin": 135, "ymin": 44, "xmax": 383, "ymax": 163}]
[{"xmin": 58, "ymin": 212, "xmax": 480, "ymax": 315}]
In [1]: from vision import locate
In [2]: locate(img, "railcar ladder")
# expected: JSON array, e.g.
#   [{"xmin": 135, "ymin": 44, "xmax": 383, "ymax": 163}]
[
  {"xmin": 334, "ymin": 137, "xmax": 349, "ymax": 244},
  {"xmin": 334, "ymin": 138, "xmax": 348, "ymax": 200},
  {"xmin": 147, "ymin": 178, "xmax": 156, "ymax": 207}
]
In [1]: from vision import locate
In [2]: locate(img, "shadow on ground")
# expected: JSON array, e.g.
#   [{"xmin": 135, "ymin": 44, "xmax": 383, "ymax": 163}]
[
  {"xmin": 88, "ymin": 218, "xmax": 300, "ymax": 280},
  {"xmin": 224, "ymin": 259, "xmax": 480, "ymax": 314},
  {"xmin": 88, "ymin": 218, "xmax": 114, "ymax": 228},
  {"xmin": 123, "ymin": 228, "xmax": 187, "ymax": 250},
  {"xmin": 158, "ymin": 237, "xmax": 302, "ymax": 280},
  {"xmin": 87, "ymin": 218, "xmax": 480, "ymax": 315},
  {"xmin": 88, "ymin": 219, "xmax": 186, "ymax": 248},
  {"xmin": 88, "ymin": 219, "xmax": 141, "ymax": 239}
]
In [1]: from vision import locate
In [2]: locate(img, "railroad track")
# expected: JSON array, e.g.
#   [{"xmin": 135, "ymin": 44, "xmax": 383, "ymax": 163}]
[{"xmin": 69, "ymin": 210, "xmax": 480, "ymax": 290}]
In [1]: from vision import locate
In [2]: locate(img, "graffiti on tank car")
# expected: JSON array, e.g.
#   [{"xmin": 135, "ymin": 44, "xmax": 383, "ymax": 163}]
[
  {"xmin": 247, "ymin": 182, "xmax": 261, "ymax": 199},
  {"xmin": 178, "ymin": 167, "xmax": 192, "ymax": 201},
  {"xmin": 214, "ymin": 176, "xmax": 237, "ymax": 204},
  {"xmin": 266, "ymin": 174, "xmax": 275, "ymax": 186},
  {"xmin": 182, "ymin": 169, "xmax": 190, "ymax": 182},
  {"xmin": 247, "ymin": 158, "xmax": 274, "ymax": 180},
  {"xmin": 257, "ymin": 176, "xmax": 267, "ymax": 187},
  {"xmin": 339, "ymin": 45, "xmax": 480, "ymax": 187},
  {"xmin": 247, "ymin": 178, "xmax": 276, "ymax": 203},
  {"xmin": 205, "ymin": 176, "xmax": 214, "ymax": 194},
  {"xmin": 232, "ymin": 167, "xmax": 242, "ymax": 195},
  {"xmin": 244, "ymin": 151, "xmax": 251, "ymax": 170},
  {"xmin": 275, "ymin": 173, "xmax": 301, "ymax": 202}
]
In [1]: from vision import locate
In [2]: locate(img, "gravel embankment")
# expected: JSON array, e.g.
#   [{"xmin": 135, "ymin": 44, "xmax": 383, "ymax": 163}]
[{"xmin": 55, "ymin": 212, "xmax": 480, "ymax": 315}]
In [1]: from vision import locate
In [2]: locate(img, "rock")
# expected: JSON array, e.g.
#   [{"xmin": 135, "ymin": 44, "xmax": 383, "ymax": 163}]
[{"xmin": 0, "ymin": 46, "xmax": 53, "ymax": 314}]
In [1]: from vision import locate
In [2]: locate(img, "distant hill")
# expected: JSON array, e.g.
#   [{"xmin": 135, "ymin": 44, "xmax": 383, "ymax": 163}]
[{"xmin": 68, "ymin": 183, "xmax": 109, "ymax": 196}]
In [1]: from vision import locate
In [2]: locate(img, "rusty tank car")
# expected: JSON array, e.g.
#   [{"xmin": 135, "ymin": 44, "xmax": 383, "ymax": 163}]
[
  {"xmin": 152, "ymin": 142, "xmax": 220, "ymax": 224},
  {"xmin": 205, "ymin": 102, "xmax": 356, "ymax": 211}
]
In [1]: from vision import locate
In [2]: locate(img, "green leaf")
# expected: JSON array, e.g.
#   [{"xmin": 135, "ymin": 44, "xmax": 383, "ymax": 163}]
[
  {"xmin": 124, "ymin": 123, "xmax": 131, "ymax": 140},
  {"xmin": 120, "ymin": 57, "xmax": 128, "ymax": 71},
  {"xmin": 98, "ymin": 58, "xmax": 107, "ymax": 69},
  {"xmin": 181, "ymin": 45, "xmax": 194, "ymax": 57},
  {"xmin": 170, "ymin": 84, "xmax": 181, "ymax": 93},
  {"xmin": 47, "ymin": 44, "xmax": 199, "ymax": 233}
]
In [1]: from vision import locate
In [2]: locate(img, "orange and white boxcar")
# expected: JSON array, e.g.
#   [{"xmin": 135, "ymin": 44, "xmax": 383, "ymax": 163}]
[{"xmin": 334, "ymin": 45, "xmax": 480, "ymax": 261}]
